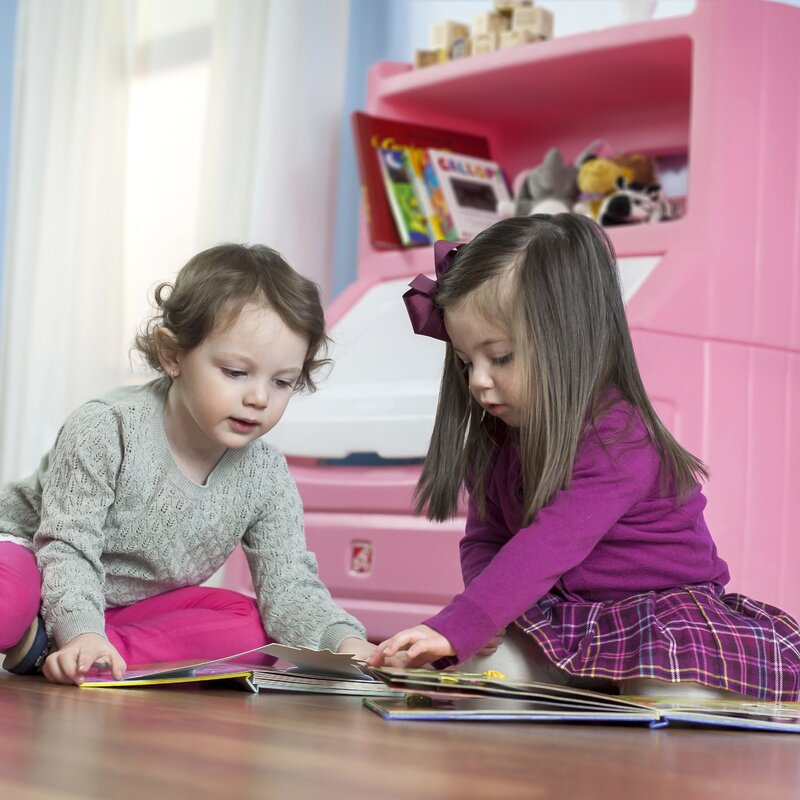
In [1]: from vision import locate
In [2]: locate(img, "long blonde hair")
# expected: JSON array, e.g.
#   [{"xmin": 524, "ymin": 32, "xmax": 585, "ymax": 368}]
[{"xmin": 415, "ymin": 214, "xmax": 707, "ymax": 524}]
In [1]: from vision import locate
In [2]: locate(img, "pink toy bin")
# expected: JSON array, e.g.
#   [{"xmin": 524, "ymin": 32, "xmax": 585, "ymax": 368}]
[{"xmin": 224, "ymin": 0, "xmax": 800, "ymax": 638}]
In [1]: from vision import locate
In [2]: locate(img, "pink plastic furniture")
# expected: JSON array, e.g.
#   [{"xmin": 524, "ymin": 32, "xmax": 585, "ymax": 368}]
[{"xmin": 225, "ymin": 0, "xmax": 800, "ymax": 637}]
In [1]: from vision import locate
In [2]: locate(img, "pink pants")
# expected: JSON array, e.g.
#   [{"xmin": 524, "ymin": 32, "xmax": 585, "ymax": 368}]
[{"xmin": 0, "ymin": 542, "xmax": 275, "ymax": 666}]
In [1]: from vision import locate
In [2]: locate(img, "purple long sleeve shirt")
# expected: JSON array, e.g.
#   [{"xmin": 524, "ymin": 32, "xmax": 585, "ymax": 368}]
[{"xmin": 424, "ymin": 400, "xmax": 730, "ymax": 662}]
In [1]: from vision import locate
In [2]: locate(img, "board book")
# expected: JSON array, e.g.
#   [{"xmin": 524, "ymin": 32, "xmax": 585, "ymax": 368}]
[
  {"xmin": 376, "ymin": 147, "xmax": 430, "ymax": 247},
  {"xmin": 351, "ymin": 111, "xmax": 490, "ymax": 249},
  {"xmin": 425, "ymin": 149, "xmax": 511, "ymax": 241},
  {"xmin": 404, "ymin": 146, "xmax": 448, "ymax": 241},
  {"xmin": 79, "ymin": 644, "xmax": 394, "ymax": 697},
  {"xmin": 365, "ymin": 668, "xmax": 800, "ymax": 733}
]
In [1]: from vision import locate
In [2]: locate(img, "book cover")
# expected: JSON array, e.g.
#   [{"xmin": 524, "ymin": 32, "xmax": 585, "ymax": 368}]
[
  {"xmin": 404, "ymin": 146, "xmax": 448, "ymax": 242},
  {"xmin": 420, "ymin": 148, "xmax": 458, "ymax": 241},
  {"xmin": 426, "ymin": 149, "xmax": 511, "ymax": 241},
  {"xmin": 80, "ymin": 644, "xmax": 392, "ymax": 696},
  {"xmin": 351, "ymin": 111, "xmax": 491, "ymax": 249},
  {"xmin": 80, "ymin": 663, "xmax": 259, "ymax": 692},
  {"xmin": 366, "ymin": 668, "xmax": 800, "ymax": 733},
  {"xmin": 377, "ymin": 147, "xmax": 430, "ymax": 247}
]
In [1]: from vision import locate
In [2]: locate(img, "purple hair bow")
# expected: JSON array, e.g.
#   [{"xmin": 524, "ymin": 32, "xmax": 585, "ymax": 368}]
[{"xmin": 402, "ymin": 240, "xmax": 465, "ymax": 341}]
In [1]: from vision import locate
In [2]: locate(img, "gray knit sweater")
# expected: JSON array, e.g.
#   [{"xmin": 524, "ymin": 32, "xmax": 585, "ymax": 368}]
[{"xmin": 0, "ymin": 379, "xmax": 365, "ymax": 650}]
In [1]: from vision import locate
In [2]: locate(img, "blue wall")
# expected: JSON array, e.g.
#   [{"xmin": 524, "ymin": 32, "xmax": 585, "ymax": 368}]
[
  {"xmin": 0, "ymin": 0, "xmax": 17, "ymax": 304},
  {"xmin": 331, "ymin": 1, "xmax": 392, "ymax": 299},
  {"xmin": 331, "ymin": 0, "xmax": 486, "ymax": 298}
]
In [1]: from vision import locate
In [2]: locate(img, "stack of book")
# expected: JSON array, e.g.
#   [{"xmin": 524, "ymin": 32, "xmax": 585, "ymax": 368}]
[
  {"xmin": 365, "ymin": 667, "xmax": 800, "ymax": 732},
  {"xmin": 353, "ymin": 111, "xmax": 511, "ymax": 248},
  {"xmin": 75, "ymin": 646, "xmax": 800, "ymax": 732}
]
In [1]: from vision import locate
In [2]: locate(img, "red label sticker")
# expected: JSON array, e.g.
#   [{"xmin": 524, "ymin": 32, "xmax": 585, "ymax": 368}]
[{"xmin": 350, "ymin": 541, "xmax": 373, "ymax": 575}]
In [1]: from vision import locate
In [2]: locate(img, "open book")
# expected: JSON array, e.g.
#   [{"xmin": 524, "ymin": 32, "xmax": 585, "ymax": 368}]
[
  {"xmin": 79, "ymin": 644, "xmax": 394, "ymax": 697},
  {"xmin": 365, "ymin": 668, "xmax": 800, "ymax": 733}
]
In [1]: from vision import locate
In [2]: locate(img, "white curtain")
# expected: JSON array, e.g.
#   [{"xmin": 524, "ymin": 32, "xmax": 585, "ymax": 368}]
[
  {"xmin": 0, "ymin": 0, "xmax": 133, "ymax": 482},
  {"xmin": 0, "ymin": 0, "xmax": 351, "ymax": 483},
  {"xmin": 199, "ymin": 0, "xmax": 350, "ymax": 300}
]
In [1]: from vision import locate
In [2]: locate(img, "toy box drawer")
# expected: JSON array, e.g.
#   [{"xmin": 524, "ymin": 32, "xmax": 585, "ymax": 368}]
[
  {"xmin": 222, "ymin": 511, "xmax": 466, "ymax": 642},
  {"xmin": 308, "ymin": 511, "xmax": 466, "ymax": 640},
  {"xmin": 287, "ymin": 460, "xmax": 421, "ymax": 515}
]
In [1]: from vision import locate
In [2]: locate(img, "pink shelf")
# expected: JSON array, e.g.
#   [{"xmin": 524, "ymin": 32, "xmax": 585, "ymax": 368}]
[
  {"xmin": 368, "ymin": 16, "xmax": 694, "ymax": 173},
  {"xmin": 353, "ymin": 215, "xmax": 691, "ymax": 290},
  {"xmin": 372, "ymin": 19, "xmax": 692, "ymax": 123},
  {"xmin": 357, "ymin": 12, "xmax": 697, "ymax": 281}
]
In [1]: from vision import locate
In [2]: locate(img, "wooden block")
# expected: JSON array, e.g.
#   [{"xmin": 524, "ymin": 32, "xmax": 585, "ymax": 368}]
[
  {"xmin": 513, "ymin": 23, "xmax": 551, "ymax": 42},
  {"xmin": 430, "ymin": 20, "xmax": 470, "ymax": 50},
  {"xmin": 413, "ymin": 49, "xmax": 443, "ymax": 69},
  {"xmin": 450, "ymin": 36, "xmax": 471, "ymax": 59},
  {"xmin": 512, "ymin": 5, "xmax": 554, "ymax": 38},
  {"xmin": 494, "ymin": 0, "xmax": 532, "ymax": 10},
  {"xmin": 499, "ymin": 28, "xmax": 537, "ymax": 48},
  {"xmin": 472, "ymin": 32, "xmax": 501, "ymax": 54},
  {"xmin": 473, "ymin": 10, "xmax": 510, "ymax": 36}
]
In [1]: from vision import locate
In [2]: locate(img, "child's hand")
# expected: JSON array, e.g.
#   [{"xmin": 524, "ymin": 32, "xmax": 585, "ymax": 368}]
[
  {"xmin": 336, "ymin": 637, "xmax": 377, "ymax": 662},
  {"xmin": 43, "ymin": 633, "xmax": 127, "ymax": 686},
  {"xmin": 336, "ymin": 638, "xmax": 408, "ymax": 668},
  {"xmin": 476, "ymin": 627, "xmax": 507, "ymax": 656},
  {"xmin": 368, "ymin": 624, "xmax": 456, "ymax": 668}
]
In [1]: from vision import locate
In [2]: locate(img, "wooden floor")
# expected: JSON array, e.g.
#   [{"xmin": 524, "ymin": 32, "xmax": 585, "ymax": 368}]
[{"xmin": 1, "ymin": 670, "xmax": 799, "ymax": 800}]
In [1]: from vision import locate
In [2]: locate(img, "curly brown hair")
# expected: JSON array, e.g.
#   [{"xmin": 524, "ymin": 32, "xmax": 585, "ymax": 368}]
[{"xmin": 133, "ymin": 243, "xmax": 331, "ymax": 393}]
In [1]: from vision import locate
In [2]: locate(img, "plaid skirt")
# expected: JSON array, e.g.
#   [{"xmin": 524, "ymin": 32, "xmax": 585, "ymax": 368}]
[{"xmin": 516, "ymin": 583, "xmax": 800, "ymax": 701}]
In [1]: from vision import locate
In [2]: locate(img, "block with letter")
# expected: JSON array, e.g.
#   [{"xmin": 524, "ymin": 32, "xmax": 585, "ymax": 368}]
[
  {"xmin": 512, "ymin": 5, "xmax": 554, "ymax": 39},
  {"xmin": 473, "ymin": 32, "xmax": 501, "ymax": 54},
  {"xmin": 430, "ymin": 20, "xmax": 471, "ymax": 60},
  {"xmin": 473, "ymin": 11, "xmax": 510, "ymax": 37}
]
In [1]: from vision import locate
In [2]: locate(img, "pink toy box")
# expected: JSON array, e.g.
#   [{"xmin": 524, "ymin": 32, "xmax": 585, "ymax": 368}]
[{"xmin": 225, "ymin": 0, "xmax": 800, "ymax": 639}]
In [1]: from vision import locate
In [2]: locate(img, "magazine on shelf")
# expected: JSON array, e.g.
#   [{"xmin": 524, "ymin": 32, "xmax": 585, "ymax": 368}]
[
  {"xmin": 365, "ymin": 668, "xmax": 800, "ymax": 732},
  {"xmin": 351, "ymin": 111, "xmax": 490, "ymax": 248},
  {"xmin": 79, "ymin": 644, "xmax": 394, "ymax": 697},
  {"xmin": 425, "ymin": 149, "xmax": 511, "ymax": 241}
]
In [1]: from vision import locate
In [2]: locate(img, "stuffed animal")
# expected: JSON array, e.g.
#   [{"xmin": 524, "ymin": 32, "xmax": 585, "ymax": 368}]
[
  {"xmin": 574, "ymin": 149, "xmax": 658, "ymax": 220},
  {"xmin": 497, "ymin": 140, "xmax": 601, "ymax": 218},
  {"xmin": 598, "ymin": 176, "xmax": 675, "ymax": 226},
  {"xmin": 613, "ymin": 153, "xmax": 657, "ymax": 185}
]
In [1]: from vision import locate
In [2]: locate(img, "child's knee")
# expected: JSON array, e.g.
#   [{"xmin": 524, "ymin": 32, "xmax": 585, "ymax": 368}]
[
  {"xmin": 0, "ymin": 544, "xmax": 42, "ymax": 650},
  {"xmin": 460, "ymin": 626, "xmax": 569, "ymax": 684}
]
